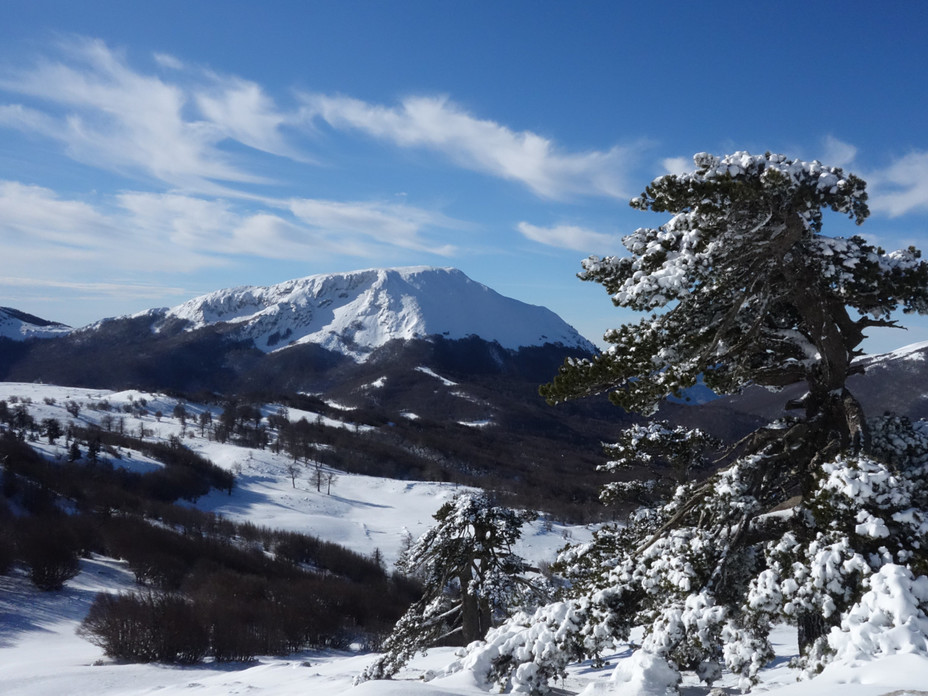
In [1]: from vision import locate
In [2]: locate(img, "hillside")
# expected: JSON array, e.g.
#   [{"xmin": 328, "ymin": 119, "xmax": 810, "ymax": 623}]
[
  {"xmin": 0, "ymin": 307, "xmax": 71, "ymax": 341},
  {"xmin": 2, "ymin": 383, "xmax": 927, "ymax": 696},
  {"xmin": 694, "ymin": 340, "xmax": 928, "ymax": 424}
]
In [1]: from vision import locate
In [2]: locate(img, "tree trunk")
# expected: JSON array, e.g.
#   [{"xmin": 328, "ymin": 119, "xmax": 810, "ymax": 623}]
[
  {"xmin": 797, "ymin": 611, "xmax": 828, "ymax": 655},
  {"xmin": 459, "ymin": 573, "xmax": 481, "ymax": 644},
  {"xmin": 458, "ymin": 571, "xmax": 493, "ymax": 644}
]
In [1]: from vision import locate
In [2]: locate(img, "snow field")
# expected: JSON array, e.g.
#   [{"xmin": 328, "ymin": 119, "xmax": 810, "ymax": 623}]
[{"xmin": 3, "ymin": 382, "xmax": 928, "ymax": 694}]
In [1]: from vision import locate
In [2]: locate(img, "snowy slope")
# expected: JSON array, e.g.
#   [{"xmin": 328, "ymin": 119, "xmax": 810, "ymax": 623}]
[
  {"xmin": 0, "ymin": 383, "xmax": 584, "ymax": 568},
  {"xmin": 4, "ymin": 381, "xmax": 928, "ymax": 696},
  {"xmin": 161, "ymin": 267, "xmax": 596, "ymax": 359},
  {"xmin": 3, "ymin": 562, "xmax": 928, "ymax": 696},
  {"xmin": 0, "ymin": 307, "xmax": 71, "ymax": 340},
  {"xmin": 861, "ymin": 339, "xmax": 928, "ymax": 365}
]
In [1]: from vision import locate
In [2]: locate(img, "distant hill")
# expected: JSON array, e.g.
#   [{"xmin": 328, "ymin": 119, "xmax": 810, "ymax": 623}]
[
  {"xmin": 689, "ymin": 340, "xmax": 928, "ymax": 425},
  {"xmin": 0, "ymin": 266, "xmax": 597, "ymax": 403},
  {"xmin": 0, "ymin": 306, "xmax": 71, "ymax": 340}
]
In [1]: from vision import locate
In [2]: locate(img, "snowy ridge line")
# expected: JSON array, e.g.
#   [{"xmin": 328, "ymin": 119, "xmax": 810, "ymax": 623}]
[
  {"xmin": 157, "ymin": 266, "xmax": 596, "ymax": 360},
  {"xmin": 0, "ymin": 306, "xmax": 72, "ymax": 340}
]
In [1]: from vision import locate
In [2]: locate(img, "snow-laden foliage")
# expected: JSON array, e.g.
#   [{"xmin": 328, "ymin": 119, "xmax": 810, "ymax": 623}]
[
  {"xmin": 446, "ymin": 153, "xmax": 928, "ymax": 694},
  {"xmin": 358, "ymin": 493, "xmax": 541, "ymax": 683},
  {"xmin": 447, "ymin": 600, "xmax": 601, "ymax": 694},
  {"xmin": 596, "ymin": 649, "xmax": 681, "ymax": 696},
  {"xmin": 829, "ymin": 563, "xmax": 928, "ymax": 661},
  {"xmin": 448, "ymin": 422, "xmax": 928, "ymax": 693},
  {"xmin": 599, "ymin": 421, "xmax": 716, "ymax": 506}
]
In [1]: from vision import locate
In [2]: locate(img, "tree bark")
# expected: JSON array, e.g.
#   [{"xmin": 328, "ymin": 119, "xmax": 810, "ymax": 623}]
[{"xmin": 797, "ymin": 610, "xmax": 835, "ymax": 655}]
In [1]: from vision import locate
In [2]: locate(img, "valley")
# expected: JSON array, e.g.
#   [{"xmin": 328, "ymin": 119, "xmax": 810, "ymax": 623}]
[{"xmin": 3, "ymin": 267, "xmax": 928, "ymax": 695}]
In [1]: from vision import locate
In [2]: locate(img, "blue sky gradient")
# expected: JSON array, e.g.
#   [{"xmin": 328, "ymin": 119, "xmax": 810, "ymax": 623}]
[{"xmin": 1, "ymin": 1, "xmax": 927, "ymax": 353}]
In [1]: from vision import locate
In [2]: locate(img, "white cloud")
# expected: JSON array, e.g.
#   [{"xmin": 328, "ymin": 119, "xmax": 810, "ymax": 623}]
[
  {"xmin": 0, "ymin": 103, "xmax": 61, "ymax": 134},
  {"xmin": 0, "ymin": 38, "xmax": 645, "ymax": 204},
  {"xmin": 0, "ymin": 37, "xmax": 296, "ymax": 192},
  {"xmin": 868, "ymin": 151, "xmax": 928, "ymax": 217},
  {"xmin": 195, "ymin": 74, "xmax": 299, "ymax": 159},
  {"xmin": 517, "ymin": 221, "xmax": 616, "ymax": 252},
  {"xmin": 0, "ymin": 180, "xmax": 462, "ymax": 287},
  {"xmin": 0, "ymin": 181, "xmax": 121, "ymax": 258},
  {"xmin": 662, "ymin": 156, "xmax": 691, "ymax": 176},
  {"xmin": 304, "ymin": 93, "xmax": 640, "ymax": 200},
  {"xmin": 117, "ymin": 191, "xmax": 463, "ymax": 258},
  {"xmin": 288, "ymin": 198, "xmax": 459, "ymax": 255},
  {"xmin": 153, "ymin": 52, "xmax": 184, "ymax": 70},
  {"xmin": 0, "ymin": 276, "xmax": 189, "ymax": 299},
  {"xmin": 822, "ymin": 136, "xmax": 858, "ymax": 168},
  {"xmin": 0, "ymin": 182, "xmax": 227, "ymax": 273}
]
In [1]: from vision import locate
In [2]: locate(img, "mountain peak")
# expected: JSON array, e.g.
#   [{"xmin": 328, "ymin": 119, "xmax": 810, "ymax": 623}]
[{"xmin": 162, "ymin": 266, "xmax": 595, "ymax": 360}]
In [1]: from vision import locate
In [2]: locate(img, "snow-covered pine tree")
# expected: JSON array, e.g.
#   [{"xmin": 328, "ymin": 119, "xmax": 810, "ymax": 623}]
[
  {"xmin": 357, "ymin": 492, "xmax": 540, "ymax": 682},
  {"xmin": 447, "ymin": 152, "xmax": 928, "ymax": 693}
]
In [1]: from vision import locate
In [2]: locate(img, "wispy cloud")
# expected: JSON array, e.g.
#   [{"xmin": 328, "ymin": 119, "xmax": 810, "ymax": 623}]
[
  {"xmin": 0, "ymin": 181, "xmax": 463, "ymax": 283},
  {"xmin": 0, "ymin": 37, "xmax": 298, "ymax": 192},
  {"xmin": 152, "ymin": 52, "xmax": 184, "ymax": 71},
  {"xmin": 1, "ymin": 276, "xmax": 190, "ymax": 299},
  {"xmin": 0, "ymin": 37, "xmax": 644, "ymax": 204},
  {"xmin": 517, "ymin": 222, "xmax": 616, "ymax": 252},
  {"xmin": 0, "ymin": 180, "xmax": 114, "ymax": 245},
  {"xmin": 195, "ymin": 74, "xmax": 299, "ymax": 160},
  {"xmin": 289, "ymin": 198, "xmax": 459, "ymax": 255},
  {"xmin": 661, "ymin": 156, "xmax": 691, "ymax": 176},
  {"xmin": 0, "ymin": 182, "xmax": 227, "ymax": 273},
  {"xmin": 304, "ymin": 93, "xmax": 641, "ymax": 200},
  {"xmin": 0, "ymin": 103, "xmax": 62, "ymax": 134},
  {"xmin": 117, "ymin": 191, "xmax": 461, "ymax": 259},
  {"xmin": 868, "ymin": 150, "xmax": 928, "ymax": 217},
  {"xmin": 822, "ymin": 135, "xmax": 858, "ymax": 168}
]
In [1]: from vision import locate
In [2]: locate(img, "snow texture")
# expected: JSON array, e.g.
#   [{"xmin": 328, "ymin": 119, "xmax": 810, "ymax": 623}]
[
  {"xmin": 160, "ymin": 266, "xmax": 595, "ymax": 360},
  {"xmin": 5, "ymin": 381, "xmax": 928, "ymax": 695},
  {"xmin": 0, "ymin": 307, "xmax": 71, "ymax": 340}
]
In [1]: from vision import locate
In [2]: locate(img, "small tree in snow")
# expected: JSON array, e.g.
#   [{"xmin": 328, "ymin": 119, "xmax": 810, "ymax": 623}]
[
  {"xmin": 42, "ymin": 418, "xmax": 62, "ymax": 445},
  {"xmin": 311, "ymin": 461, "xmax": 325, "ymax": 492},
  {"xmin": 358, "ymin": 492, "xmax": 539, "ymax": 682},
  {"xmin": 450, "ymin": 152, "xmax": 928, "ymax": 693},
  {"xmin": 172, "ymin": 403, "xmax": 187, "ymax": 429},
  {"xmin": 324, "ymin": 470, "xmax": 337, "ymax": 495},
  {"xmin": 197, "ymin": 410, "xmax": 211, "ymax": 438},
  {"xmin": 286, "ymin": 462, "xmax": 300, "ymax": 488}
]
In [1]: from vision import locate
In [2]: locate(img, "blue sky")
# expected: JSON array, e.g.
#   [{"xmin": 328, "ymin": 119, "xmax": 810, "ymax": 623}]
[{"xmin": 1, "ymin": 1, "xmax": 927, "ymax": 353}]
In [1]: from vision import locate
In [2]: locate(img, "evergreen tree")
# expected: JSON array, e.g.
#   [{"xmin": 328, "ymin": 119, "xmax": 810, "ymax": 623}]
[
  {"xmin": 42, "ymin": 418, "xmax": 62, "ymax": 444},
  {"xmin": 451, "ymin": 152, "xmax": 928, "ymax": 693},
  {"xmin": 358, "ymin": 492, "xmax": 540, "ymax": 682}
]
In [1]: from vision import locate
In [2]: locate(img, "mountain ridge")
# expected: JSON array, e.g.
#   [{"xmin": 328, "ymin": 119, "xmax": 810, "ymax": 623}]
[
  {"xmin": 150, "ymin": 266, "xmax": 595, "ymax": 360},
  {"xmin": 0, "ymin": 306, "xmax": 72, "ymax": 341}
]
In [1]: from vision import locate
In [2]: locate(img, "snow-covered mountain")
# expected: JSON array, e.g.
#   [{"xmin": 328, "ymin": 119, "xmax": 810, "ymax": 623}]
[
  {"xmin": 0, "ymin": 268, "xmax": 613, "ymax": 457},
  {"xmin": 158, "ymin": 267, "xmax": 595, "ymax": 360},
  {"xmin": 0, "ymin": 307, "xmax": 71, "ymax": 341}
]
